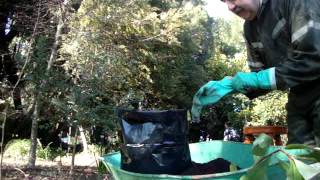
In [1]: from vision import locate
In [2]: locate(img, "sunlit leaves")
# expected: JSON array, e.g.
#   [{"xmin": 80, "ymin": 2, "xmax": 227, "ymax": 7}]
[{"xmin": 61, "ymin": 0, "xmax": 213, "ymax": 111}]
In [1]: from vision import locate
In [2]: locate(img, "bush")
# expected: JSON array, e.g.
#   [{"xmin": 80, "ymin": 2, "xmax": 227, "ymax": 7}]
[
  {"xmin": 4, "ymin": 139, "xmax": 65, "ymax": 161},
  {"xmin": 250, "ymin": 91, "xmax": 287, "ymax": 126},
  {"xmin": 37, "ymin": 140, "xmax": 66, "ymax": 160},
  {"xmin": 4, "ymin": 139, "xmax": 30, "ymax": 160}
]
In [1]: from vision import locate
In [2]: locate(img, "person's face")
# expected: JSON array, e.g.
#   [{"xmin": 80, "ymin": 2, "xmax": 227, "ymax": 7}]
[{"xmin": 221, "ymin": 0, "xmax": 259, "ymax": 21}]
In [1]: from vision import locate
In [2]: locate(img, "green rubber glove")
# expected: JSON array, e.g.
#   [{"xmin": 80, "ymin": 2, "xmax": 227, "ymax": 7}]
[
  {"xmin": 231, "ymin": 68, "xmax": 277, "ymax": 93},
  {"xmin": 191, "ymin": 77, "xmax": 235, "ymax": 122}
]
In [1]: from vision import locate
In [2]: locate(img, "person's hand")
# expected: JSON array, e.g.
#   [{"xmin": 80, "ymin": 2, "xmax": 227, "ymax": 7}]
[
  {"xmin": 191, "ymin": 76, "xmax": 234, "ymax": 122},
  {"xmin": 231, "ymin": 68, "xmax": 277, "ymax": 93}
]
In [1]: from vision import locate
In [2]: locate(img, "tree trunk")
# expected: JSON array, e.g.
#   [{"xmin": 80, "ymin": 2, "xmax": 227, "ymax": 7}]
[
  {"xmin": 69, "ymin": 127, "xmax": 78, "ymax": 175},
  {"xmin": 27, "ymin": 95, "xmax": 40, "ymax": 168},
  {"xmin": 47, "ymin": 8, "xmax": 64, "ymax": 71},
  {"xmin": 0, "ymin": 103, "xmax": 8, "ymax": 179},
  {"xmin": 24, "ymin": 1, "xmax": 41, "ymax": 168},
  {"xmin": 27, "ymin": 1, "xmax": 65, "ymax": 168}
]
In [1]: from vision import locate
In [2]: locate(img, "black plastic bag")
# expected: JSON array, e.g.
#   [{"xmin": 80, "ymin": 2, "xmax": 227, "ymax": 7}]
[{"xmin": 117, "ymin": 109, "xmax": 191, "ymax": 174}]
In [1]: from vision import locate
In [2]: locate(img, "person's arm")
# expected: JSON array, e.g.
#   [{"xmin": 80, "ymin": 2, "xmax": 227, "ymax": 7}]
[
  {"xmin": 274, "ymin": 0, "xmax": 320, "ymax": 90},
  {"xmin": 235, "ymin": 34, "xmax": 272, "ymax": 99},
  {"xmin": 232, "ymin": 0, "xmax": 320, "ymax": 94}
]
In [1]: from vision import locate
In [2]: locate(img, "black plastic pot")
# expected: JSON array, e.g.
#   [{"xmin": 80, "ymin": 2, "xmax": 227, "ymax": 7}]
[{"xmin": 117, "ymin": 109, "xmax": 191, "ymax": 174}]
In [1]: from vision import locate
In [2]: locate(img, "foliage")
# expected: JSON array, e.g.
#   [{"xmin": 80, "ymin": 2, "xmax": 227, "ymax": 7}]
[
  {"xmin": 226, "ymin": 91, "xmax": 288, "ymax": 128},
  {"xmin": 37, "ymin": 140, "xmax": 66, "ymax": 160},
  {"xmin": 97, "ymin": 161, "xmax": 108, "ymax": 174},
  {"xmin": 60, "ymin": 0, "xmax": 214, "ymax": 128},
  {"xmin": 4, "ymin": 139, "xmax": 65, "ymax": 161},
  {"xmin": 250, "ymin": 91, "xmax": 288, "ymax": 126},
  {"xmin": 205, "ymin": 17, "xmax": 247, "ymax": 81},
  {"xmin": 4, "ymin": 139, "xmax": 31, "ymax": 160},
  {"xmin": 224, "ymin": 94, "xmax": 252, "ymax": 131},
  {"xmin": 241, "ymin": 134, "xmax": 320, "ymax": 180},
  {"xmin": 211, "ymin": 17, "xmax": 246, "ymax": 63}
]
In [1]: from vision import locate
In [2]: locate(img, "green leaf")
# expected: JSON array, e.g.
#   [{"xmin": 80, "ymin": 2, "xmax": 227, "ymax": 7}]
[
  {"xmin": 242, "ymin": 155, "xmax": 270, "ymax": 180},
  {"xmin": 288, "ymin": 145, "xmax": 320, "ymax": 162},
  {"xmin": 295, "ymin": 156, "xmax": 318, "ymax": 163},
  {"xmin": 306, "ymin": 149, "xmax": 320, "ymax": 162},
  {"xmin": 241, "ymin": 168, "xmax": 268, "ymax": 180},
  {"xmin": 252, "ymin": 133, "xmax": 273, "ymax": 157},
  {"xmin": 285, "ymin": 144, "xmax": 310, "ymax": 150},
  {"xmin": 278, "ymin": 161, "xmax": 290, "ymax": 172},
  {"xmin": 293, "ymin": 158, "xmax": 320, "ymax": 180},
  {"xmin": 286, "ymin": 159, "xmax": 304, "ymax": 180},
  {"xmin": 97, "ymin": 161, "xmax": 108, "ymax": 174},
  {"xmin": 240, "ymin": 134, "xmax": 274, "ymax": 179}
]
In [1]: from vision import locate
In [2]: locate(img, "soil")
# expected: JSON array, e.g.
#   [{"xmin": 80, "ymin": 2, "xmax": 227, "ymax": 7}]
[
  {"xmin": 0, "ymin": 152, "xmax": 111, "ymax": 180},
  {"xmin": 179, "ymin": 158, "xmax": 237, "ymax": 175}
]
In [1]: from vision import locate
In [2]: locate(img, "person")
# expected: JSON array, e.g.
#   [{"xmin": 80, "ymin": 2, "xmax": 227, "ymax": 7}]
[
  {"xmin": 192, "ymin": 0, "xmax": 320, "ymax": 146},
  {"xmin": 223, "ymin": 122, "xmax": 240, "ymax": 142}
]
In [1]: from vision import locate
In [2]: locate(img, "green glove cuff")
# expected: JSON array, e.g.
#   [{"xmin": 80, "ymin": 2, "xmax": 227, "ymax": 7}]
[
  {"xmin": 232, "ymin": 67, "xmax": 277, "ymax": 93},
  {"xmin": 257, "ymin": 67, "xmax": 277, "ymax": 89}
]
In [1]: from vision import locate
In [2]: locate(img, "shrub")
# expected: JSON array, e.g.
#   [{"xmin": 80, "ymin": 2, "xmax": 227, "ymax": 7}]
[
  {"xmin": 4, "ymin": 139, "xmax": 65, "ymax": 161},
  {"xmin": 4, "ymin": 139, "xmax": 30, "ymax": 160}
]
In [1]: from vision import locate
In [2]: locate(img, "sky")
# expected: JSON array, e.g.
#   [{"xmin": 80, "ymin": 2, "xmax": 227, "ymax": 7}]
[{"xmin": 203, "ymin": 0, "xmax": 236, "ymax": 20}]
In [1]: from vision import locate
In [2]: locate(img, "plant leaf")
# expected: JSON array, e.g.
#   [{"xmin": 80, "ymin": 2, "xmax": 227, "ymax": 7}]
[
  {"xmin": 278, "ymin": 161, "xmax": 290, "ymax": 172},
  {"xmin": 290, "ymin": 145, "xmax": 320, "ymax": 162},
  {"xmin": 286, "ymin": 159, "xmax": 304, "ymax": 180},
  {"xmin": 307, "ymin": 149, "xmax": 320, "ymax": 162},
  {"xmin": 242, "ymin": 155, "xmax": 270, "ymax": 180},
  {"xmin": 285, "ymin": 144, "xmax": 310, "ymax": 150},
  {"xmin": 240, "ymin": 134, "xmax": 273, "ymax": 180},
  {"xmin": 295, "ymin": 155, "xmax": 318, "ymax": 163},
  {"xmin": 293, "ymin": 158, "xmax": 320, "ymax": 180},
  {"xmin": 252, "ymin": 133, "xmax": 273, "ymax": 157}
]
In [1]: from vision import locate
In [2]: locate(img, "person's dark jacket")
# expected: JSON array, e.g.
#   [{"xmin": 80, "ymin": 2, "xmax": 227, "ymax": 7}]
[{"xmin": 244, "ymin": 0, "xmax": 320, "ymax": 99}]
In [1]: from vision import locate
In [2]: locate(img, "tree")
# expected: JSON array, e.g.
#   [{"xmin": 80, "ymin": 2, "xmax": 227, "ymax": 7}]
[
  {"xmin": 3, "ymin": 0, "xmax": 79, "ymax": 168},
  {"xmin": 61, "ymin": 0, "xmax": 213, "ymax": 116}
]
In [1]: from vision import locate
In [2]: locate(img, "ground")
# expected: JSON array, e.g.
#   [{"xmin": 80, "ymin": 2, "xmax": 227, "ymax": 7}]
[{"xmin": 1, "ymin": 152, "xmax": 111, "ymax": 179}]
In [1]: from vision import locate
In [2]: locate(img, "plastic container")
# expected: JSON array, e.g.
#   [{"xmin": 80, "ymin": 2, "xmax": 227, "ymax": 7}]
[{"xmin": 101, "ymin": 140, "xmax": 307, "ymax": 180}]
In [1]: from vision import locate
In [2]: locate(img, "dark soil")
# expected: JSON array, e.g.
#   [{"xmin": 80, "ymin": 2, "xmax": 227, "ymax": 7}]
[{"xmin": 179, "ymin": 158, "xmax": 238, "ymax": 175}]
